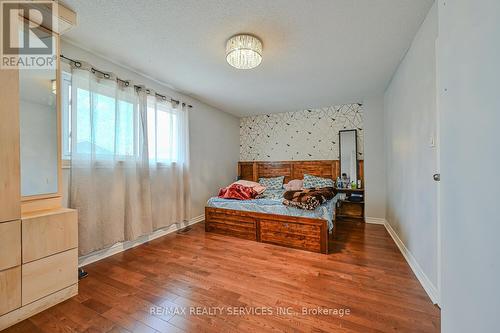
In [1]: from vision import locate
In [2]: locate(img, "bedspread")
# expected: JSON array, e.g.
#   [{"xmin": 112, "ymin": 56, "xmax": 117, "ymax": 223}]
[{"xmin": 207, "ymin": 193, "xmax": 337, "ymax": 231}]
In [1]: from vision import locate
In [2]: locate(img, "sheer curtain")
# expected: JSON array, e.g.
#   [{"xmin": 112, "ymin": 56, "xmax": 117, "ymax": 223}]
[
  {"xmin": 147, "ymin": 95, "xmax": 191, "ymax": 231},
  {"xmin": 68, "ymin": 62, "xmax": 190, "ymax": 255}
]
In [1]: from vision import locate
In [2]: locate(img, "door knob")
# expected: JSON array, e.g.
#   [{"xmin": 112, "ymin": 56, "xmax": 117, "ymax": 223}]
[{"xmin": 433, "ymin": 174, "xmax": 440, "ymax": 181}]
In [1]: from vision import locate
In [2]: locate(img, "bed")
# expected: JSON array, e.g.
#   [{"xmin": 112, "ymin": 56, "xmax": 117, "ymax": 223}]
[{"xmin": 205, "ymin": 160, "xmax": 364, "ymax": 254}]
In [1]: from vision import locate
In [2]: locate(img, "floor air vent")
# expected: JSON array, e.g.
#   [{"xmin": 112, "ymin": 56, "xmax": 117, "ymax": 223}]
[{"xmin": 177, "ymin": 226, "xmax": 192, "ymax": 234}]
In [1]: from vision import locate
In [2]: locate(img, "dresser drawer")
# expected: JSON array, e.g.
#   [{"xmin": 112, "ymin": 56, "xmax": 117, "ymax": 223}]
[
  {"xmin": 205, "ymin": 208, "xmax": 257, "ymax": 240},
  {"xmin": 22, "ymin": 248, "xmax": 78, "ymax": 305},
  {"xmin": 0, "ymin": 266, "xmax": 21, "ymax": 315},
  {"xmin": 22, "ymin": 209, "xmax": 78, "ymax": 263},
  {"xmin": 259, "ymin": 219, "xmax": 322, "ymax": 253},
  {"xmin": 0, "ymin": 220, "xmax": 21, "ymax": 271},
  {"xmin": 260, "ymin": 219, "xmax": 320, "ymax": 235}
]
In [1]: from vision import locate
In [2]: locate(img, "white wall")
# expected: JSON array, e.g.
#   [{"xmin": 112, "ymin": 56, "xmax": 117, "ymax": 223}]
[
  {"xmin": 60, "ymin": 40, "xmax": 240, "ymax": 219},
  {"xmin": 438, "ymin": 0, "xmax": 500, "ymax": 332},
  {"xmin": 189, "ymin": 104, "xmax": 240, "ymax": 217},
  {"xmin": 383, "ymin": 2, "xmax": 438, "ymax": 296},
  {"xmin": 362, "ymin": 96, "xmax": 386, "ymax": 220}
]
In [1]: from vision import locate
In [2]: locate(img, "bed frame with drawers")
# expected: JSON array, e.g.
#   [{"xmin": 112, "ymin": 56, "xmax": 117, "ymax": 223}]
[{"xmin": 205, "ymin": 160, "xmax": 363, "ymax": 254}]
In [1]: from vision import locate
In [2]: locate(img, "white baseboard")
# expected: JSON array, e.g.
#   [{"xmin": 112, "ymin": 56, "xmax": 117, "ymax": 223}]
[
  {"xmin": 382, "ymin": 219, "xmax": 440, "ymax": 305},
  {"xmin": 365, "ymin": 217, "xmax": 386, "ymax": 225},
  {"xmin": 78, "ymin": 215, "xmax": 204, "ymax": 267}
]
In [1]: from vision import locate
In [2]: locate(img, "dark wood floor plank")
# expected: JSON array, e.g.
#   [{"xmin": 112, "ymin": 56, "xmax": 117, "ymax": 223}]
[
  {"xmin": 1, "ymin": 221, "xmax": 440, "ymax": 333},
  {"xmin": 1, "ymin": 320, "xmax": 45, "ymax": 333}
]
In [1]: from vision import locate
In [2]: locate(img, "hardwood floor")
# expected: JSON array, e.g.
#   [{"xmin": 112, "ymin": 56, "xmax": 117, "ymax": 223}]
[{"xmin": 2, "ymin": 221, "xmax": 440, "ymax": 333}]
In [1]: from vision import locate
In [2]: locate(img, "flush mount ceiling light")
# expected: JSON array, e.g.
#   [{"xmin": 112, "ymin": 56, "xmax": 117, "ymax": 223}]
[{"xmin": 226, "ymin": 34, "xmax": 263, "ymax": 69}]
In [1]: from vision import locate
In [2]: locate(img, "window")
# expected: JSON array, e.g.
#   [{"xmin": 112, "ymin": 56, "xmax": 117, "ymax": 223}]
[
  {"xmin": 61, "ymin": 72, "xmax": 72, "ymax": 159},
  {"xmin": 61, "ymin": 71, "xmax": 180, "ymax": 163},
  {"xmin": 71, "ymin": 86, "xmax": 135, "ymax": 158},
  {"xmin": 147, "ymin": 96, "xmax": 178, "ymax": 162}
]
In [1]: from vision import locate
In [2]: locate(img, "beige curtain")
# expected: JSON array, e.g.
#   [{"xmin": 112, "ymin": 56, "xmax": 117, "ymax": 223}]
[{"xmin": 69, "ymin": 62, "xmax": 190, "ymax": 255}]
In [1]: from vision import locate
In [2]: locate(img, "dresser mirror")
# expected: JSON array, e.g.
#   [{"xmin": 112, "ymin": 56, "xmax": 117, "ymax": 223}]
[
  {"xmin": 19, "ymin": 26, "xmax": 60, "ymax": 198},
  {"xmin": 339, "ymin": 129, "xmax": 358, "ymax": 185}
]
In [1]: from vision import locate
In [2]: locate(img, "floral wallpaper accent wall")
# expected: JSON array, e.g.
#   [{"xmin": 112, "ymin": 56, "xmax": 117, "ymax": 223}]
[{"xmin": 240, "ymin": 103, "xmax": 363, "ymax": 161}]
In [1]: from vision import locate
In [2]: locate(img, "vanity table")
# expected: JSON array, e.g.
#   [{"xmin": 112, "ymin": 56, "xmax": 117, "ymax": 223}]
[{"xmin": 0, "ymin": 3, "xmax": 77, "ymax": 330}]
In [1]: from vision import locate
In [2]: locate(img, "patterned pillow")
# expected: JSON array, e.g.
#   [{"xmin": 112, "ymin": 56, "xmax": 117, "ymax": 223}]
[
  {"xmin": 258, "ymin": 176, "xmax": 284, "ymax": 190},
  {"xmin": 256, "ymin": 189, "xmax": 285, "ymax": 200},
  {"xmin": 303, "ymin": 174, "xmax": 334, "ymax": 189}
]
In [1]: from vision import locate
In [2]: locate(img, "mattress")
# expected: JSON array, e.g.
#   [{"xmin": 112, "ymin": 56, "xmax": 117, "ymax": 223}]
[{"xmin": 206, "ymin": 189, "xmax": 337, "ymax": 231}]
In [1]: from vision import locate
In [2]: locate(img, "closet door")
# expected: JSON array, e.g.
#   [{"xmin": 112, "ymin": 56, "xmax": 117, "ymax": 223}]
[{"xmin": 0, "ymin": 69, "xmax": 21, "ymax": 223}]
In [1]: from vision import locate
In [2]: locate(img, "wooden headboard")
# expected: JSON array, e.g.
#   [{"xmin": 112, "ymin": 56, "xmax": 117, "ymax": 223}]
[{"xmin": 238, "ymin": 160, "xmax": 364, "ymax": 183}]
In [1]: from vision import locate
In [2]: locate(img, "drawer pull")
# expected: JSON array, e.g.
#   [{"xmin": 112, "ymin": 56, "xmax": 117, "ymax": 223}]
[{"xmin": 283, "ymin": 223, "xmax": 289, "ymax": 228}]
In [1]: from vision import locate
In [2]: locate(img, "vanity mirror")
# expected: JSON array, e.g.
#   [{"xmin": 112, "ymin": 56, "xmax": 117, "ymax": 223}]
[
  {"xmin": 339, "ymin": 129, "xmax": 358, "ymax": 185},
  {"xmin": 18, "ymin": 26, "xmax": 60, "ymax": 199}
]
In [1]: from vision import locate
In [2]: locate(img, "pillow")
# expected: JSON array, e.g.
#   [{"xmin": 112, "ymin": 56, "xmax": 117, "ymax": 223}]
[
  {"xmin": 284, "ymin": 179, "xmax": 304, "ymax": 191},
  {"xmin": 218, "ymin": 184, "xmax": 258, "ymax": 200},
  {"xmin": 258, "ymin": 176, "xmax": 284, "ymax": 190},
  {"xmin": 303, "ymin": 174, "xmax": 334, "ymax": 189},
  {"xmin": 232, "ymin": 180, "xmax": 266, "ymax": 195}
]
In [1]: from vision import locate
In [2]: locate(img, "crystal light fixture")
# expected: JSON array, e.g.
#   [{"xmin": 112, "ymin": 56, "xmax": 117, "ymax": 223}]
[{"xmin": 226, "ymin": 34, "xmax": 263, "ymax": 69}]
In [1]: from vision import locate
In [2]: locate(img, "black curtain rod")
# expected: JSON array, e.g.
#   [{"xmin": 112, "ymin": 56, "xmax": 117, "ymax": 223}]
[{"xmin": 60, "ymin": 54, "xmax": 193, "ymax": 108}]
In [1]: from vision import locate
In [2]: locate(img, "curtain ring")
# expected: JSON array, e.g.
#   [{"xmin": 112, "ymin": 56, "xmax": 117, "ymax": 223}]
[
  {"xmin": 125, "ymin": 81, "xmax": 129, "ymax": 87},
  {"xmin": 75, "ymin": 61, "xmax": 81, "ymax": 68},
  {"xmin": 104, "ymin": 73, "xmax": 110, "ymax": 79}
]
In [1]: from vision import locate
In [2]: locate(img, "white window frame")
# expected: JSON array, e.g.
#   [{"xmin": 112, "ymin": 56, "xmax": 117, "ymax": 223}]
[
  {"xmin": 60, "ymin": 72, "xmax": 179, "ymax": 164},
  {"xmin": 61, "ymin": 71, "xmax": 72, "ymax": 161}
]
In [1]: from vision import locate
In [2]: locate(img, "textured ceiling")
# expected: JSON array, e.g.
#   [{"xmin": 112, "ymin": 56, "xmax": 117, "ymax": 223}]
[{"xmin": 61, "ymin": 0, "xmax": 434, "ymax": 116}]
